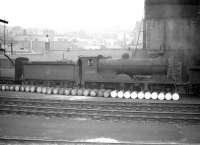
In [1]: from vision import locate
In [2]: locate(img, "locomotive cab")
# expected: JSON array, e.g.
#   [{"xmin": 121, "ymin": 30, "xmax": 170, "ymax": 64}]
[
  {"xmin": 78, "ymin": 56, "xmax": 100, "ymax": 87},
  {"xmin": 0, "ymin": 47, "xmax": 15, "ymax": 83}
]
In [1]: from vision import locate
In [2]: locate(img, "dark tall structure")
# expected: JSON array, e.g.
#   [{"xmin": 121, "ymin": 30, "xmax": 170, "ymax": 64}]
[
  {"xmin": 144, "ymin": 0, "xmax": 200, "ymax": 82},
  {"xmin": 144, "ymin": 0, "xmax": 200, "ymax": 51}
]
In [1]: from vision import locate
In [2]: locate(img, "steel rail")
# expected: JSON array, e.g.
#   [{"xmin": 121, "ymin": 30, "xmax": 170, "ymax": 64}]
[
  {"xmin": 0, "ymin": 136, "xmax": 183, "ymax": 145},
  {"xmin": 0, "ymin": 104, "xmax": 200, "ymax": 116},
  {"xmin": 0, "ymin": 105, "xmax": 200, "ymax": 123},
  {"xmin": 0, "ymin": 96, "xmax": 199, "ymax": 108},
  {"xmin": 0, "ymin": 98, "xmax": 199, "ymax": 113}
]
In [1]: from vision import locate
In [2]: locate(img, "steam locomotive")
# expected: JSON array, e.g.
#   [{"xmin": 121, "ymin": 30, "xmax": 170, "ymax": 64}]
[{"xmin": 1, "ymin": 47, "xmax": 200, "ymax": 97}]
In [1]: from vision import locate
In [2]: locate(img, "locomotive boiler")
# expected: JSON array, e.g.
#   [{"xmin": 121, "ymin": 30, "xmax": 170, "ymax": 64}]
[{"xmin": 98, "ymin": 58, "xmax": 167, "ymax": 75}]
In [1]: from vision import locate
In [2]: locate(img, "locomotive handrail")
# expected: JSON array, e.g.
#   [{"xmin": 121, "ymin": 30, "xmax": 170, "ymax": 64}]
[
  {"xmin": 3, "ymin": 53, "xmax": 14, "ymax": 66},
  {"xmin": 0, "ymin": 49, "xmax": 14, "ymax": 66}
]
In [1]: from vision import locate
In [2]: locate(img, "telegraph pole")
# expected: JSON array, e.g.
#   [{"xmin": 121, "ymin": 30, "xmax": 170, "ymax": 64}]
[{"xmin": 4, "ymin": 22, "xmax": 5, "ymax": 50}]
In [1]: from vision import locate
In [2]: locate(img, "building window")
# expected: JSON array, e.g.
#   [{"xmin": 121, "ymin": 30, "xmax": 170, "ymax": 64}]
[{"xmin": 88, "ymin": 59, "xmax": 94, "ymax": 66}]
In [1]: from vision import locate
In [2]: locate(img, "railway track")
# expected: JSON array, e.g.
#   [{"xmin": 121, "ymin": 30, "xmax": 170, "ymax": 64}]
[
  {"xmin": 0, "ymin": 136, "xmax": 181, "ymax": 145},
  {"xmin": 0, "ymin": 97, "xmax": 200, "ymax": 112},
  {"xmin": 0, "ymin": 97, "xmax": 200, "ymax": 123}
]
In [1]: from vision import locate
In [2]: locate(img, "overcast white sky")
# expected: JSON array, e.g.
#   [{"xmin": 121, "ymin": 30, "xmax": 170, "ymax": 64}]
[{"xmin": 0, "ymin": 0, "xmax": 144, "ymax": 32}]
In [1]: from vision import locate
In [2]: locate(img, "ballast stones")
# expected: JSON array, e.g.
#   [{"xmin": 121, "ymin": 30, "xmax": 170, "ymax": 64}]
[
  {"xmin": 71, "ymin": 89, "xmax": 77, "ymax": 96},
  {"xmin": 77, "ymin": 89, "xmax": 83, "ymax": 96},
  {"xmin": 151, "ymin": 92, "xmax": 158, "ymax": 100},
  {"xmin": 144, "ymin": 92, "xmax": 151, "ymax": 100},
  {"xmin": 58, "ymin": 88, "xmax": 64, "ymax": 95},
  {"xmin": 103, "ymin": 90, "xmax": 111, "ymax": 98},
  {"xmin": 172, "ymin": 93, "xmax": 180, "ymax": 101},
  {"xmin": 9, "ymin": 85, "xmax": 14, "ymax": 91},
  {"xmin": 158, "ymin": 92, "xmax": 165, "ymax": 100},
  {"xmin": 14, "ymin": 85, "xmax": 20, "ymax": 91},
  {"xmin": 165, "ymin": 93, "xmax": 172, "ymax": 100},
  {"xmin": 83, "ymin": 89, "xmax": 90, "ymax": 96},
  {"xmin": 42, "ymin": 87, "xmax": 47, "ymax": 94},
  {"xmin": 117, "ymin": 90, "xmax": 124, "ymax": 98},
  {"xmin": 124, "ymin": 91, "xmax": 131, "ymax": 99},
  {"xmin": 0, "ymin": 83, "xmax": 181, "ymax": 101},
  {"xmin": 52, "ymin": 88, "xmax": 59, "ymax": 95},
  {"xmin": 20, "ymin": 86, "xmax": 25, "ymax": 92},
  {"xmin": 47, "ymin": 88, "xmax": 52, "ymax": 94},
  {"xmin": 64, "ymin": 88, "xmax": 71, "ymax": 95},
  {"xmin": 5, "ymin": 85, "xmax": 9, "ymax": 91},
  {"xmin": 36, "ymin": 87, "xmax": 42, "ymax": 93},
  {"xmin": 1, "ymin": 85, "xmax": 6, "ymax": 91},
  {"xmin": 131, "ymin": 91, "xmax": 138, "ymax": 99},
  {"xmin": 111, "ymin": 90, "xmax": 117, "ymax": 98},
  {"xmin": 97, "ymin": 89, "xmax": 105, "ymax": 97},
  {"xmin": 30, "ymin": 86, "xmax": 35, "ymax": 93},
  {"xmin": 138, "ymin": 91, "xmax": 145, "ymax": 99}
]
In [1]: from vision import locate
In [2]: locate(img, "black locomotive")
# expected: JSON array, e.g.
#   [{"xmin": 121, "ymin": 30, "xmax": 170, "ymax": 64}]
[{"xmin": 1, "ymin": 47, "xmax": 200, "ymax": 96}]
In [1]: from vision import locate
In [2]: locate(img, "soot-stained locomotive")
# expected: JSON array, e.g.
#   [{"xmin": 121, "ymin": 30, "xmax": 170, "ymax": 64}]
[{"xmin": 0, "ymin": 46, "xmax": 200, "ymax": 97}]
